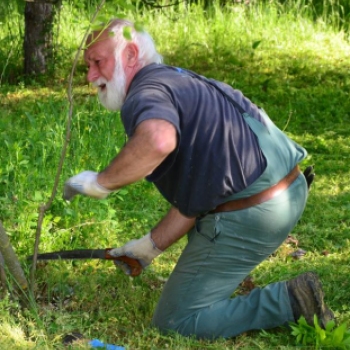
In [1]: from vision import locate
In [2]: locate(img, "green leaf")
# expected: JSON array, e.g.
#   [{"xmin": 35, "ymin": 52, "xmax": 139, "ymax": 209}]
[
  {"xmin": 325, "ymin": 319, "xmax": 336, "ymax": 332},
  {"xmin": 123, "ymin": 26, "xmax": 132, "ymax": 41},
  {"xmin": 291, "ymin": 327, "xmax": 300, "ymax": 336},
  {"xmin": 298, "ymin": 316, "xmax": 308, "ymax": 326},
  {"xmin": 134, "ymin": 21, "xmax": 144, "ymax": 33},
  {"xmin": 123, "ymin": 3, "xmax": 135, "ymax": 11},
  {"xmin": 318, "ymin": 328, "xmax": 326, "ymax": 342},
  {"xmin": 296, "ymin": 333, "xmax": 302, "ymax": 343},
  {"xmin": 117, "ymin": 189, "xmax": 128, "ymax": 196},
  {"xmin": 53, "ymin": 216, "xmax": 61, "ymax": 224},
  {"xmin": 116, "ymin": 195, "xmax": 125, "ymax": 202},
  {"xmin": 252, "ymin": 40, "xmax": 262, "ymax": 50},
  {"xmin": 91, "ymin": 23, "xmax": 106, "ymax": 32},
  {"xmin": 94, "ymin": 15, "xmax": 110, "ymax": 25},
  {"xmin": 115, "ymin": 13, "xmax": 127, "ymax": 19},
  {"xmin": 34, "ymin": 191, "xmax": 43, "ymax": 201},
  {"xmin": 314, "ymin": 315, "xmax": 326, "ymax": 343},
  {"xmin": 90, "ymin": 15, "xmax": 111, "ymax": 32},
  {"xmin": 333, "ymin": 323, "xmax": 346, "ymax": 344}
]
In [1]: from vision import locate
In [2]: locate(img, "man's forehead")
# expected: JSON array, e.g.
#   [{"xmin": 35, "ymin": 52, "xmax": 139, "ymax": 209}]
[
  {"xmin": 86, "ymin": 29, "xmax": 111, "ymax": 45},
  {"xmin": 84, "ymin": 31, "xmax": 117, "ymax": 60}
]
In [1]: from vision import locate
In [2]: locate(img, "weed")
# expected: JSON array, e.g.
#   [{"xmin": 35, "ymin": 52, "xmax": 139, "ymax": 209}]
[
  {"xmin": 290, "ymin": 315, "xmax": 350, "ymax": 349},
  {"xmin": 0, "ymin": 0, "xmax": 350, "ymax": 349}
]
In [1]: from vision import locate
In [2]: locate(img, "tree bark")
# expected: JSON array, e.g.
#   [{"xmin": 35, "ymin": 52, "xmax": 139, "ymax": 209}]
[
  {"xmin": 23, "ymin": 0, "xmax": 62, "ymax": 78},
  {"xmin": 0, "ymin": 252, "xmax": 7, "ymax": 292},
  {"xmin": 0, "ymin": 221, "xmax": 28, "ymax": 292}
]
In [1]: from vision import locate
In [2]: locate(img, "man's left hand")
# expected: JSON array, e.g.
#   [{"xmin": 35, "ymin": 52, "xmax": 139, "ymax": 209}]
[
  {"xmin": 63, "ymin": 171, "xmax": 111, "ymax": 201},
  {"xmin": 109, "ymin": 233, "xmax": 162, "ymax": 275}
]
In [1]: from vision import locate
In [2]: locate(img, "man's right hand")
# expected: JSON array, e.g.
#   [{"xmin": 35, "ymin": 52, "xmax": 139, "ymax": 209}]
[
  {"xmin": 63, "ymin": 171, "xmax": 111, "ymax": 201},
  {"xmin": 303, "ymin": 165, "xmax": 315, "ymax": 189}
]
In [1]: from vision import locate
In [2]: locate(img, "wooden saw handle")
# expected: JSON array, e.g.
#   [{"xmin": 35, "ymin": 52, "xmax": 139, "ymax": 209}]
[{"xmin": 105, "ymin": 249, "xmax": 143, "ymax": 277}]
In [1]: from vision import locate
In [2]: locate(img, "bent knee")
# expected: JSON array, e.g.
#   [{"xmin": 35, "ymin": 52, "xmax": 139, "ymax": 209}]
[{"xmin": 151, "ymin": 309, "xmax": 180, "ymax": 334}]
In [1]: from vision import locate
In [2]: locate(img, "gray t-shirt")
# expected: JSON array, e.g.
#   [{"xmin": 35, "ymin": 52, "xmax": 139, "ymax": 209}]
[{"xmin": 121, "ymin": 64, "xmax": 267, "ymax": 216}]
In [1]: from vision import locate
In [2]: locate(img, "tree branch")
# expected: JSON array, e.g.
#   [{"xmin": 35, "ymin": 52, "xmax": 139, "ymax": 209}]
[
  {"xmin": 143, "ymin": 0, "xmax": 187, "ymax": 8},
  {"xmin": 29, "ymin": 0, "xmax": 106, "ymax": 293}
]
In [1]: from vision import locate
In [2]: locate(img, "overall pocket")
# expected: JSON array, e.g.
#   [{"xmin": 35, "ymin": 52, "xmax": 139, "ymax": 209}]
[{"xmin": 191, "ymin": 214, "xmax": 222, "ymax": 243}]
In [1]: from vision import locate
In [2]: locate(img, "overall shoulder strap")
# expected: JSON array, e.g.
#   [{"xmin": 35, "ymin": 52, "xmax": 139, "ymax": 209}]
[{"xmin": 170, "ymin": 66, "xmax": 246, "ymax": 114}]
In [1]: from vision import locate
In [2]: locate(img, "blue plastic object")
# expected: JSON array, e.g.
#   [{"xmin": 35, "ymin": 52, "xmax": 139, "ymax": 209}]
[{"xmin": 89, "ymin": 338, "xmax": 125, "ymax": 350}]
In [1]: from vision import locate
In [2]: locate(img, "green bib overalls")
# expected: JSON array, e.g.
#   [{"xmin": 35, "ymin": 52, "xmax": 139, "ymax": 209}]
[{"xmin": 152, "ymin": 106, "xmax": 308, "ymax": 338}]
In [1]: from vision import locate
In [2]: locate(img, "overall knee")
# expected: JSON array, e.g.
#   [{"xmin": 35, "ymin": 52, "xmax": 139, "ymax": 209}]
[{"xmin": 151, "ymin": 307, "xmax": 184, "ymax": 335}]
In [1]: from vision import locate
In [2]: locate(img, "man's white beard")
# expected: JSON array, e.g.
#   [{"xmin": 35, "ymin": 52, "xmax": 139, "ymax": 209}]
[{"xmin": 94, "ymin": 58, "xmax": 127, "ymax": 111}]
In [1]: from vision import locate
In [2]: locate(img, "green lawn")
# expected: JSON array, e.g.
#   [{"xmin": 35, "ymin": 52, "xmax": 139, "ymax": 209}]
[{"xmin": 0, "ymin": 0, "xmax": 350, "ymax": 348}]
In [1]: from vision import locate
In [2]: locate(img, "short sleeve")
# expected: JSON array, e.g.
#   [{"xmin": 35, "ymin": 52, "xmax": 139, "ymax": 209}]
[
  {"xmin": 121, "ymin": 87, "xmax": 181, "ymax": 137},
  {"xmin": 121, "ymin": 85, "xmax": 181, "ymax": 182}
]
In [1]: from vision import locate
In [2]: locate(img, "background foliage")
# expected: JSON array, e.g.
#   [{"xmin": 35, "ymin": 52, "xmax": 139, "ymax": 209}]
[{"xmin": 0, "ymin": 0, "xmax": 350, "ymax": 348}]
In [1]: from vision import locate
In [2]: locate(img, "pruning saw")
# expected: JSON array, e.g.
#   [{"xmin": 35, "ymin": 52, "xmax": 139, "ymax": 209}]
[{"xmin": 28, "ymin": 249, "xmax": 143, "ymax": 277}]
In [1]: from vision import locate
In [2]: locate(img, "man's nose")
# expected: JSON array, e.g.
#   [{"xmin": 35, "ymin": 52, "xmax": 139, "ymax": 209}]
[{"xmin": 87, "ymin": 65, "xmax": 99, "ymax": 82}]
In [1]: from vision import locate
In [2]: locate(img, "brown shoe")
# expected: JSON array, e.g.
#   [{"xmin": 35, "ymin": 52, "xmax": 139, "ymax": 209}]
[{"xmin": 287, "ymin": 272, "xmax": 334, "ymax": 328}]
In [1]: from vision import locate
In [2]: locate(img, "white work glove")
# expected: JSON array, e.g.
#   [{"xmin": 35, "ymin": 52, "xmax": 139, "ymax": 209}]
[
  {"xmin": 109, "ymin": 232, "xmax": 162, "ymax": 275},
  {"xmin": 63, "ymin": 171, "xmax": 111, "ymax": 201}
]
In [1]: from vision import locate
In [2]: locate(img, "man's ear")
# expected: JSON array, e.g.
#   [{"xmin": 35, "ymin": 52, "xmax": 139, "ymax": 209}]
[{"xmin": 124, "ymin": 43, "xmax": 139, "ymax": 66}]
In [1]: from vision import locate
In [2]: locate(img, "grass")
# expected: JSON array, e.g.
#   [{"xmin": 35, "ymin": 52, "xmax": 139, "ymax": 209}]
[{"xmin": 0, "ymin": 0, "xmax": 350, "ymax": 348}]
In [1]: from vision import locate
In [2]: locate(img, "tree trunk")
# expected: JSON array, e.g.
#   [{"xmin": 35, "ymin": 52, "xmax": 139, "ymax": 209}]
[
  {"xmin": 0, "ymin": 221, "xmax": 28, "ymax": 292},
  {"xmin": 0, "ymin": 252, "xmax": 7, "ymax": 292},
  {"xmin": 23, "ymin": 0, "xmax": 62, "ymax": 78}
]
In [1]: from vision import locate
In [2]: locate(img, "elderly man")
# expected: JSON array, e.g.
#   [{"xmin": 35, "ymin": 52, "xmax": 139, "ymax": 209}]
[{"xmin": 64, "ymin": 19, "xmax": 333, "ymax": 339}]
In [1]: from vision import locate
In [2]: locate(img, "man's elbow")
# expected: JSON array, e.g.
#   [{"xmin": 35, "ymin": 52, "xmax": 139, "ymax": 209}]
[
  {"xmin": 153, "ymin": 135, "xmax": 177, "ymax": 157},
  {"xmin": 137, "ymin": 118, "xmax": 178, "ymax": 159}
]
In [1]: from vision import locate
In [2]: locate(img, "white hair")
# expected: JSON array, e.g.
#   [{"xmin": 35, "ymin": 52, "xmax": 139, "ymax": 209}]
[{"xmin": 107, "ymin": 18, "xmax": 163, "ymax": 67}]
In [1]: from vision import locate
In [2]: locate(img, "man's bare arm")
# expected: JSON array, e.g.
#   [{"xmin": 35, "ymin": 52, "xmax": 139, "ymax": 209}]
[
  {"xmin": 151, "ymin": 207, "xmax": 196, "ymax": 251},
  {"xmin": 97, "ymin": 119, "xmax": 177, "ymax": 190}
]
